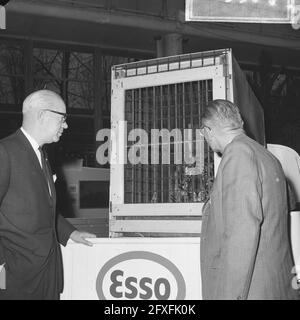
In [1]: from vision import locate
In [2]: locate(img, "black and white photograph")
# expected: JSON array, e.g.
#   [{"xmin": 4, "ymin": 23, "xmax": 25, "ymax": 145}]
[{"xmin": 0, "ymin": 0, "xmax": 300, "ymax": 303}]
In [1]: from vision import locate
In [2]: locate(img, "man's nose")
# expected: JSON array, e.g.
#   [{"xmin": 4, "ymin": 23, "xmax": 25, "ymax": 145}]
[{"xmin": 63, "ymin": 121, "xmax": 68, "ymax": 129}]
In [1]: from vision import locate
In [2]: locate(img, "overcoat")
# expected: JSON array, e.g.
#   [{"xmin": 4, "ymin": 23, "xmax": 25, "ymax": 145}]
[{"xmin": 201, "ymin": 133, "xmax": 299, "ymax": 300}]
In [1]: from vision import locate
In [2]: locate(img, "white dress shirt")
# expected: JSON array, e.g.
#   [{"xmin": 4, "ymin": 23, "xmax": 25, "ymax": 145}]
[
  {"xmin": 21, "ymin": 127, "xmax": 42, "ymax": 167},
  {"xmin": 20, "ymin": 127, "xmax": 52, "ymax": 195}
]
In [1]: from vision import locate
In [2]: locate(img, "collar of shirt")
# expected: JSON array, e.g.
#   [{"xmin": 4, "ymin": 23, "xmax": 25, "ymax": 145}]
[
  {"xmin": 20, "ymin": 127, "xmax": 53, "ymax": 196},
  {"xmin": 20, "ymin": 127, "xmax": 42, "ymax": 167}
]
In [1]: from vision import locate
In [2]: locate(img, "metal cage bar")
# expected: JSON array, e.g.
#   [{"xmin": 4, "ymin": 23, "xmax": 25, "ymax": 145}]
[{"xmin": 124, "ymin": 79, "xmax": 214, "ymax": 204}]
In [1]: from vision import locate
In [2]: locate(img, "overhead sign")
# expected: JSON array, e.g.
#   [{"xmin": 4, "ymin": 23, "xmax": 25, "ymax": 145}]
[
  {"xmin": 0, "ymin": 5, "xmax": 5, "ymax": 29},
  {"xmin": 0, "ymin": 264, "xmax": 5, "ymax": 290},
  {"xmin": 185, "ymin": 0, "xmax": 297, "ymax": 24}
]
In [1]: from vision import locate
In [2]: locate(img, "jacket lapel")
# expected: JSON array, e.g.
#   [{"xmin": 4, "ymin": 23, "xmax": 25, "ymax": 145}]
[
  {"xmin": 45, "ymin": 154, "xmax": 57, "ymax": 204},
  {"xmin": 15, "ymin": 129, "xmax": 54, "ymax": 205}
]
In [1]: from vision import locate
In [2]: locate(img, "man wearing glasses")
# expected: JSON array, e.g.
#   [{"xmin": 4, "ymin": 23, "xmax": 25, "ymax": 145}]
[
  {"xmin": 200, "ymin": 99, "xmax": 299, "ymax": 300},
  {"xmin": 0, "ymin": 89, "xmax": 95, "ymax": 300}
]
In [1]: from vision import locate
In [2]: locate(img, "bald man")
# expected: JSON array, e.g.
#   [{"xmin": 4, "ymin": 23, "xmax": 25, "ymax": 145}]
[{"xmin": 0, "ymin": 90, "xmax": 95, "ymax": 300}]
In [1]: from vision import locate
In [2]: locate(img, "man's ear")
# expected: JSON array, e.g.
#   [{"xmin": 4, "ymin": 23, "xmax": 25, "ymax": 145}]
[
  {"xmin": 205, "ymin": 126, "xmax": 212, "ymax": 137},
  {"xmin": 37, "ymin": 109, "xmax": 44, "ymax": 121}
]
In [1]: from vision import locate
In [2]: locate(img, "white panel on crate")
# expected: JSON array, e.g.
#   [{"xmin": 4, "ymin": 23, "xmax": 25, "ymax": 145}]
[
  {"xmin": 111, "ymin": 203, "xmax": 203, "ymax": 216},
  {"xmin": 110, "ymin": 220, "xmax": 202, "ymax": 234},
  {"xmin": 60, "ymin": 238, "xmax": 201, "ymax": 300}
]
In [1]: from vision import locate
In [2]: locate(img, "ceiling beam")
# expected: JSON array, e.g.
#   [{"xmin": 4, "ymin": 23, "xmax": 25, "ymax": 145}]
[{"xmin": 6, "ymin": 0, "xmax": 300, "ymax": 51}]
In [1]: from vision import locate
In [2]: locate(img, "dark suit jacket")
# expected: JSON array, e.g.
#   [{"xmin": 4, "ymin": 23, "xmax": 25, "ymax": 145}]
[
  {"xmin": 0, "ymin": 129, "xmax": 75, "ymax": 298},
  {"xmin": 201, "ymin": 133, "xmax": 299, "ymax": 300}
]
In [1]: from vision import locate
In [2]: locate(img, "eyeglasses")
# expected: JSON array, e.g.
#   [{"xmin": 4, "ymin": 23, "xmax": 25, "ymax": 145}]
[
  {"xmin": 199, "ymin": 124, "xmax": 211, "ymax": 134},
  {"xmin": 44, "ymin": 109, "xmax": 68, "ymax": 123}
]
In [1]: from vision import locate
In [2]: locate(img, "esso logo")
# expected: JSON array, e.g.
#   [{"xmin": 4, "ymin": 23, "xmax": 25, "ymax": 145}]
[
  {"xmin": 96, "ymin": 251, "xmax": 186, "ymax": 300},
  {"xmin": 109, "ymin": 269, "xmax": 171, "ymax": 300}
]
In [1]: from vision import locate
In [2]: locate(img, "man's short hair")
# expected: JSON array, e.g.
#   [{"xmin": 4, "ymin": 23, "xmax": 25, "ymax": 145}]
[
  {"xmin": 202, "ymin": 99, "xmax": 244, "ymax": 129},
  {"xmin": 22, "ymin": 90, "xmax": 63, "ymax": 114}
]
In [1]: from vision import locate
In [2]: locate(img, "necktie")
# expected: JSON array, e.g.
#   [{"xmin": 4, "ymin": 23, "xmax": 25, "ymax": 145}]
[{"xmin": 38, "ymin": 146, "xmax": 54, "ymax": 197}]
